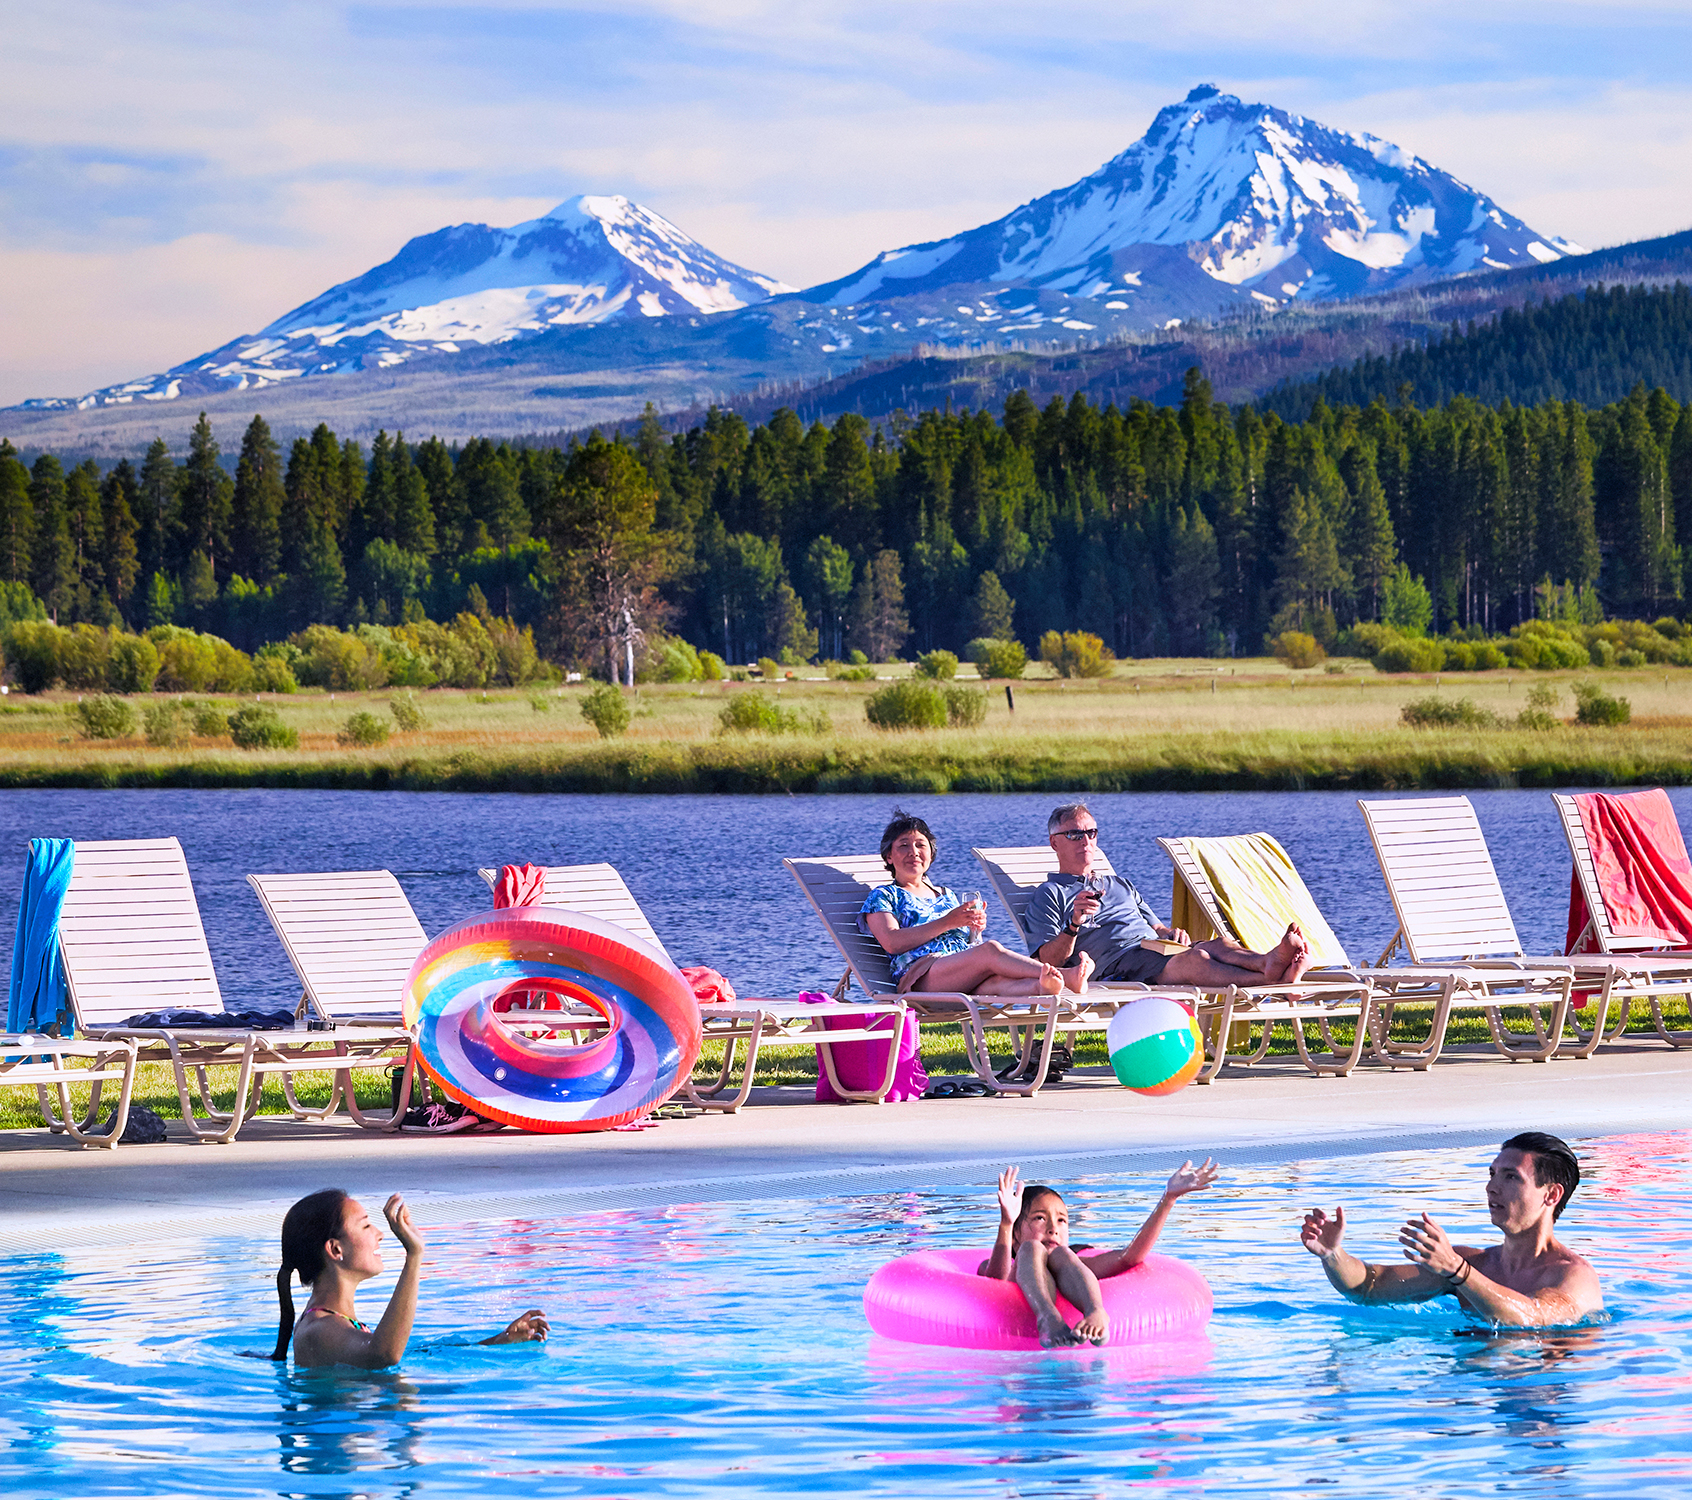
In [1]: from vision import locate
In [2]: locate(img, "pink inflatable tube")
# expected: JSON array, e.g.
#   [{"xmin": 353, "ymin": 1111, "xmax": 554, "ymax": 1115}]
[{"xmin": 864, "ymin": 1248, "xmax": 1212, "ymax": 1349}]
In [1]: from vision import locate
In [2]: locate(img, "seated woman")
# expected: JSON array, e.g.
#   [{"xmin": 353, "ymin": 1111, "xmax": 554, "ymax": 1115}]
[
  {"xmin": 860, "ymin": 809, "xmax": 1090, "ymax": 996},
  {"xmin": 270, "ymin": 1188, "xmax": 548, "ymax": 1368}
]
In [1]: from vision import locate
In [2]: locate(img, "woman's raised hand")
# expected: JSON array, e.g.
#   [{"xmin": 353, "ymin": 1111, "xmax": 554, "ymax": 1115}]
[
  {"xmin": 384, "ymin": 1194, "xmax": 425, "ymax": 1257},
  {"xmin": 996, "ymin": 1165, "xmax": 1023, "ymax": 1222}
]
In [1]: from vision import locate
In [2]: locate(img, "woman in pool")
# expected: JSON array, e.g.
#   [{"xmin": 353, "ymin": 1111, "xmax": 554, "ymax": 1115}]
[
  {"xmin": 980, "ymin": 1161, "xmax": 1218, "ymax": 1346},
  {"xmin": 270, "ymin": 1189, "xmax": 549, "ymax": 1368},
  {"xmin": 861, "ymin": 810, "xmax": 1088, "ymax": 997}
]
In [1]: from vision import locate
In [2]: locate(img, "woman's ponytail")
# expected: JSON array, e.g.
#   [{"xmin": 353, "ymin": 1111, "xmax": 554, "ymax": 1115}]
[{"xmin": 271, "ymin": 1189, "xmax": 349, "ymax": 1361}]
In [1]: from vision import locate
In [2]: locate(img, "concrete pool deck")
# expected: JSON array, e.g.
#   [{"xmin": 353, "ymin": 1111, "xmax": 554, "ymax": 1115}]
[{"xmin": 3, "ymin": 1044, "xmax": 1689, "ymax": 1250}]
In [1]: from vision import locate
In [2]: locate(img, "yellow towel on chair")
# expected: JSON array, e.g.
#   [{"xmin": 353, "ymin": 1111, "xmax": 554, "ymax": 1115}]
[{"xmin": 1171, "ymin": 834, "xmax": 1349, "ymax": 968}]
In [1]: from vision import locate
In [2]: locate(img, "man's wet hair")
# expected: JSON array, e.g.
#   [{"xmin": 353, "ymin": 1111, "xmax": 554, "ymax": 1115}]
[
  {"xmin": 1013, "ymin": 1184, "xmax": 1064, "ymax": 1237},
  {"xmin": 879, "ymin": 808, "xmax": 937, "ymax": 875},
  {"xmin": 1502, "ymin": 1132, "xmax": 1581, "ymax": 1220},
  {"xmin": 1047, "ymin": 803, "xmax": 1093, "ymax": 836}
]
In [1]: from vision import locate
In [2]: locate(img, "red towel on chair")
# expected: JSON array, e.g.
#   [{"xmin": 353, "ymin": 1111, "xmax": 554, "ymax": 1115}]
[
  {"xmin": 493, "ymin": 863, "xmax": 547, "ymax": 908},
  {"xmin": 680, "ymin": 967, "xmax": 736, "ymax": 1004},
  {"xmin": 1565, "ymin": 790, "xmax": 1692, "ymax": 953}
]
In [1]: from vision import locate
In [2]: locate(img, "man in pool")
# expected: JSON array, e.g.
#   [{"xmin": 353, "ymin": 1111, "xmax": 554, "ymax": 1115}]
[
  {"xmin": 1300, "ymin": 1132, "xmax": 1604, "ymax": 1326},
  {"xmin": 980, "ymin": 1160, "xmax": 1218, "ymax": 1346},
  {"xmin": 1027, "ymin": 804, "xmax": 1313, "ymax": 990}
]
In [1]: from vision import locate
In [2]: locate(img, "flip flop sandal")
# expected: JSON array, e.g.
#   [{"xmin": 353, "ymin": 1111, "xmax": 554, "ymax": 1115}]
[{"xmin": 923, "ymin": 1081, "xmax": 961, "ymax": 1099}]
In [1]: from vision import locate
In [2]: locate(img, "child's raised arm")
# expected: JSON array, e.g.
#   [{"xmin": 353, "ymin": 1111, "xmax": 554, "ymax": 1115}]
[
  {"xmin": 977, "ymin": 1165, "xmax": 1024, "ymax": 1279},
  {"xmin": 1082, "ymin": 1159, "xmax": 1218, "ymax": 1279}
]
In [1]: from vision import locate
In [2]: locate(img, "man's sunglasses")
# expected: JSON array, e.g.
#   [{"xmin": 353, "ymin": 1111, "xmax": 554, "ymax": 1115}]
[{"xmin": 1054, "ymin": 827, "xmax": 1099, "ymax": 843}]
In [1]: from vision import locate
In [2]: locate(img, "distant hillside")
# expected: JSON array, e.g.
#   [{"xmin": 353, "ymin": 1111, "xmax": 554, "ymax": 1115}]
[{"xmin": 1258, "ymin": 281, "xmax": 1692, "ymax": 419}]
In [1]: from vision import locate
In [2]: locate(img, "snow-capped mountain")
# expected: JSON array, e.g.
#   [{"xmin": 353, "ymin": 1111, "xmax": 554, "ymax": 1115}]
[
  {"xmin": 42, "ymin": 195, "xmax": 793, "ymax": 408},
  {"xmin": 809, "ymin": 86, "xmax": 1580, "ymax": 310}
]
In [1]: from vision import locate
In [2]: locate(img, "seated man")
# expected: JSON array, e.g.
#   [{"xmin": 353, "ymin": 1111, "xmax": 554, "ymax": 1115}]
[
  {"xmin": 1299, "ymin": 1131, "xmax": 1603, "ymax": 1326},
  {"xmin": 1027, "ymin": 803, "xmax": 1312, "ymax": 988}
]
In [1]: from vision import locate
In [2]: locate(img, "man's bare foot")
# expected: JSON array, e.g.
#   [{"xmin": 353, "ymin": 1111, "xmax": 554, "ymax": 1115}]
[
  {"xmin": 1069, "ymin": 953, "xmax": 1094, "ymax": 994},
  {"xmin": 1269, "ymin": 924, "xmax": 1312, "ymax": 985},
  {"xmin": 1074, "ymin": 1307, "xmax": 1108, "ymax": 1344},
  {"xmin": 1038, "ymin": 963, "xmax": 1065, "ymax": 996},
  {"xmin": 1036, "ymin": 1311, "xmax": 1085, "ymax": 1347}
]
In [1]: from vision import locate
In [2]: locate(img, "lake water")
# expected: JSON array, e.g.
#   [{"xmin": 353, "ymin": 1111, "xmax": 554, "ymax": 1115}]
[
  {"xmin": 2, "ymin": 1135, "xmax": 1687, "ymax": 1499},
  {"xmin": 0, "ymin": 787, "xmax": 1656, "ymax": 1006}
]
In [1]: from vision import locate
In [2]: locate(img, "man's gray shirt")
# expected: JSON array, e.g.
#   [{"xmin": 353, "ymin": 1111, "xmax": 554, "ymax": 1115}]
[{"xmin": 1026, "ymin": 872, "xmax": 1161, "ymax": 975}]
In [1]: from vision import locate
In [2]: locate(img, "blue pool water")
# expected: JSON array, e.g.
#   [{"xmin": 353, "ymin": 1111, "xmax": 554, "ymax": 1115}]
[
  {"xmin": 3, "ymin": 1135, "xmax": 1689, "ymax": 1498},
  {"xmin": 0, "ymin": 786, "xmax": 1658, "ymax": 1005}
]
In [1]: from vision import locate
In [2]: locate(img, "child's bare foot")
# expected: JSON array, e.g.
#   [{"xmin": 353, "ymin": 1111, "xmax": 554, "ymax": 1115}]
[
  {"xmin": 1074, "ymin": 1307, "xmax": 1108, "ymax": 1344},
  {"xmin": 1038, "ymin": 963, "xmax": 1065, "ymax": 996},
  {"xmin": 1036, "ymin": 1311, "xmax": 1085, "ymax": 1347}
]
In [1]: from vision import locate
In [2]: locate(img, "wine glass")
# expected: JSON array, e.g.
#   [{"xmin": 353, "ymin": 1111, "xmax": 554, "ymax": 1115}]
[
  {"xmin": 960, "ymin": 889, "xmax": 984, "ymax": 945},
  {"xmin": 1078, "ymin": 874, "xmax": 1106, "ymax": 927}
]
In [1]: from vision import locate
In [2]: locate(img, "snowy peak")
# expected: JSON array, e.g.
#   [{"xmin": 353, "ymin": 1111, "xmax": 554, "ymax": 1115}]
[{"xmin": 809, "ymin": 88, "xmax": 1578, "ymax": 309}]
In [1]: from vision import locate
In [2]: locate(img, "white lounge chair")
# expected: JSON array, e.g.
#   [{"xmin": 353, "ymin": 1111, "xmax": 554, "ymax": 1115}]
[
  {"xmin": 1356, "ymin": 797, "xmax": 1599, "ymax": 1060},
  {"xmin": 973, "ymin": 842, "xmax": 1377, "ymax": 1079},
  {"xmin": 2, "ymin": 1033, "xmax": 137, "ymax": 1148},
  {"xmin": 475, "ymin": 863, "xmax": 910, "ymax": 1108},
  {"xmin": 784, "ymin": 853, "xmax": 1153, "ymax": 1097},
  {"xmin": 57, "ymin": 838, "xmax": 408, "ymax": 1142},
  {"xmin": 1552, "ymin": 789, "xmax": 1692, "ymax": 1048},
  {"xmin": 246, "ymin": 870, "xmax": 435, "ymax": 1126},
  {"xmin": 1158, "ymin": 832, "xmax": 1572, "ymax": 1069}
]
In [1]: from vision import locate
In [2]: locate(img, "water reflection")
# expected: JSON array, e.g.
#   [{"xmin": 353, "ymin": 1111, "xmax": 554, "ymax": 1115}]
[{"xmin": 277, "ymin": 1368, "xmax": 425, "ymax": 1499}]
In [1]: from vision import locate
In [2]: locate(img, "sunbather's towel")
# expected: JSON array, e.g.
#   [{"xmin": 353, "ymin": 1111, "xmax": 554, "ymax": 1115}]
[
  {"xmin": 7, "ymin": 838, "xmax": 75, "ymax": 1035},
  {"xmin": 1171, "ymin": 834, "xmax": 1349, "ymax": 969},
  {"xmin": 680, "ymin": 966, "xmax": 737, "ymax": 1004},
  {"xmin": 492, "ymin": 863, "xmax": 547, "ymax": 908},
  {"xmin": 1565, "ymin": 789, "xmax": 1692, "ymax": 952},
  {"xmin": 120, "ymin": 1007, "xmax": 299, "ymax": 1030}
]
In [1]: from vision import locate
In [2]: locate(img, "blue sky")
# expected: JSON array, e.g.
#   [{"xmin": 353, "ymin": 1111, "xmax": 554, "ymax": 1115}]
[{"xmin": 2, "ymin": 0, "xmax": 1690, "ymax": 404}]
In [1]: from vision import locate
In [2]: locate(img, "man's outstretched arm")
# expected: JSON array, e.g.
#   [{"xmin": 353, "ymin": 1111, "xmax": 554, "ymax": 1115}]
[{"xmin": 1301, "ymin": 1207, "xmax": 1449, "ymax": 1304}]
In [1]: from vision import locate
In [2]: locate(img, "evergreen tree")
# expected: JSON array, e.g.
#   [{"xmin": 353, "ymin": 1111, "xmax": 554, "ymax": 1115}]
[
  {"xmin": 64, "ymin": 461, "xmax": 107, "ymax": 621},
  {"xmin": 848, "ymin": 548, "xmax": 909, "ymax": 662},
  {"xmin": 458, "ymin": 439, "xmax": 525, "ymax": 549},
  {"xmin": 177, "ymin": 412, "xmax": 233, "ymax": 579},
  {"xmin": 288, "ymin": 514, "xmax": 347, "ymax": 628},
  {"xmin": 99, "ymin": 459, "xmax": 141, "ymax": 621},
  {"xmin": 354, "ymin": 430, "xmax": 397, "ymax": 558},
  {"xmin": 28, "ymin": 454, "xmax": 74, "ymax": 619},
  {"xmin": 803, "ymin": 534, "xmax": 854, "ymax": 660},
  {"xmin": 0, "ymin": 440, "xmax": 33, "ymax": 585},
  {"xmin": 231, "ymin": 415, "xmax": 285, "ymax": 584},
  {"xmin": 1671, "ymin": 407, "xmax": 1692, "ymax": 601},
  {"xmin": 1163, "ymin": 505, "xmax": 1221, "ymax": 653},
  {"xmin": 392, "ymin": 433, "xmax": 436, "ymax": 557},
  {"xmin": 970, "ymin": 569, "xmax": 1016, "ymax": 641},
  {"xmin": 417, "ymin": 437, "xmax": 466, "ymax": 559},
  {"xmin": 1540, "ymin": 402, "xmax": 1601, "ymax": 590},
  {"xmin": 1342, "ymin": 463, "xmax": 1396, "ymax": 622},
  {"xmin": 136, "ymin": 438, "xmax": 177, "ymax": 585}
]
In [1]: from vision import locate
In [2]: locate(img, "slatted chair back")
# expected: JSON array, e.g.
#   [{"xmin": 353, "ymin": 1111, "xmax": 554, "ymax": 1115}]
[
  {"xmin": 782, "ymin": 855, "xmax": 904, "ymax": 997},
  {"xmin": 1552, "ymin": 790, "xmax": 1691, "ymax": 954},
  {"xmin": 248, "ymin": 870, "xmax": 428, "ymax": 1022},
  {"xmin": 971, "ymin": 845, "xmax": 1119, "ymax": 947},
  {"xmin": 58, "ymin": 838, "xmax": 224, "ymax": 1028},
  {"xmin": 474, "ymin": 864, "xmax": 669, "ymax": 958},
  {"xmin": 1357, "ymin": 796, "xmax": 1525, "ymax": 962},
  {"xmin": 1158, "ymin": 834, "xmax": 1352, "ymax": 968}
]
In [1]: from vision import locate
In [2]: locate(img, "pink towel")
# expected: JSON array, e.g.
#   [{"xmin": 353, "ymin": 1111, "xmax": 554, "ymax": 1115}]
[
  {"xmin": 680, "ymin": 966, "xmax": 737, "ymax": 1005},
  {"xmin": 492, "ymin": 863, "xmax": 547, "ymax": 908},
  {"xmin": 802, "ymin": 991, "xmax": 927, "ymax": 1103}
]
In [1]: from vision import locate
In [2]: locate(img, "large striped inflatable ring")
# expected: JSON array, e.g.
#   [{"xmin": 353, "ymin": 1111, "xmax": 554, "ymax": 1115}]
[{"xmin": 401, "ymin": 906, "xmax": 702, "ymax": 1133}]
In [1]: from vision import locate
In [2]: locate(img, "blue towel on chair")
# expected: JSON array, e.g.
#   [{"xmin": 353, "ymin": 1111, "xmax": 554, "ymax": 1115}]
[{"xmin": 7, "ymin": 838, "xmax": 75, "ymax": 1036}]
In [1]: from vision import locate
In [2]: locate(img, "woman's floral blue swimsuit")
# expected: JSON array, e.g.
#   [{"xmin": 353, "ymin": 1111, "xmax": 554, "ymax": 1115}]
[{"xmin": 859, "ymin": 883, "xmax": 971, "ymax": 978}]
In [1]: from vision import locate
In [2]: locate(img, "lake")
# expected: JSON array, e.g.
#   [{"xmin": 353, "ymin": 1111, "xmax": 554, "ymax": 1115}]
[{"xmin": 0, "ymin": 787, "xmax": 1642, "ymax": 1007}]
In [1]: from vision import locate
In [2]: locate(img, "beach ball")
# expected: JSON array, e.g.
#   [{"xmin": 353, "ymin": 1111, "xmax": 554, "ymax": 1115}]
[{"xmin": 1107, "ymin": 996, "xmax": 1203, "ymax": 1096}]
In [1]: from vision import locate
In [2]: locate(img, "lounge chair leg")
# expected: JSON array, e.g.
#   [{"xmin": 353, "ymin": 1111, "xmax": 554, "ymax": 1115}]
[{"xmin": 1647, "ymin": 992, "xmax": 1692, "ymax": 1047}]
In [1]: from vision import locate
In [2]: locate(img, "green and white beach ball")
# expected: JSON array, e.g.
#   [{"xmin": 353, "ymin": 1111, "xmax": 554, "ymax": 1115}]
[{"xmin": 1107, "ymin": 996, "xmax": 1203, "ymax": 1096}]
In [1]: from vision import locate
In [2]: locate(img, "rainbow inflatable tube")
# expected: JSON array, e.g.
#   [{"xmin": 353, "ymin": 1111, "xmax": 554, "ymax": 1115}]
[
  {"xmin": 402, "ymin": 906, "xmax": 702, "ymax": 1133},
  {"xmin": 863, "ymin": 1249, "xmax": 1211, "ymax": 1349}
]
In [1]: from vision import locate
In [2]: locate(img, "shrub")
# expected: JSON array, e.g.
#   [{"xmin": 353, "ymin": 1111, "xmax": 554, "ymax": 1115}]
[
  {"xmin": 1273, "ymin": 631, "xmax": 1326, "ymax": 670},
  {"xmin": 756, "ymin": 656, "xmax": 782, "ymax": 681},
  {"xmin": 977, "ymin": 640, "xmax": 1028, "ymax": 680},
  {"xmin": 1542, "ymin": 636, "xmax": 1590, "ymax": 669},
  {"xmin": 390, "ymin": 691, "xmax": 427, "ymax": 731},
  {"xmin": 833, "ymin": 665, "xmax": 877, "ymax": 682},
  {"xmin": 847, "ymin": 649, "xmax": 869, "ymax": 665},
  {"xmin": 337, "ymin": 710, "xmax": 391, "ymax": 748},
  {"xmin": 944, "ymin": 685, "xmax": 988, "ymax": 727},
  {"xmin": 1616, "ymin": 649, "xmax": 1647, "ymax": 668},
  {"xmin": 698, "ymin": 650, "xmax": 726, "ymax": 681},
  {"xmin": 1587, "ymin": 638, "xmax": 1617, "ymax": 668},
  {"xmin": 865, "ymin": 680, "xmax": 948, "ymax": 730},
  {"xmin": 142, "ymin": 700, "xmax": 189, "ymax": 747},
  {"xmin": 916, "ymin": 649, "xmax": 959, "ymax": 680},
  {"xmin": 68, "ymin": 694, "xmax": 136, "ymax": 740},
  {"xmin": 1373, "ymin": 637, "xmax": 1447, "ymax": 673},
  {"xmin": 251, "ymin": 651, "xmax": 298, "ymax": 693},
  {"xmin": 1337, "ymin": 621, "xmax": 1400, "ymax": 658},
  {"xmin": 579, "ymin": 682, "xmax": 631, "ymax": 739},
  {"xmin": 229, "ymin": 704, "xmax": 298, "ymax": 750},
  {"xmin": 716, "ymin": 694, "xmax": 831, "ymax": 735},
  {"xmin": 654, "ymin": 638, "xmax": 702, "ymax": 683},
  {"xmin": 1573, "ymin": 682, "xmax": 1630, "ymax": 726},
  {"xmin": 1517, "ymin": 684, "xmax": 1561, "ymax": 728},
  {"xmin": 4, "ymin": 620, "xmax": 63, "ymax": 693},
  {"xmin": 1040, "ymin": 630, "xmax": 1115, "ymax": 678},
  {"xmin": 1400, "ymin": 696, "xmax": 1501, "ymax": 729},
  {"xmin": 109, "ymin": 634, "xmax": 161, "ymax": 694},
  {"xmin": 527, "ymin": 690, "xmax": 552, "ymax": 714},
  {"xmin": 190, "ymin": 700, "xmax": 230, "ymax": 738},
  {"xmin": 1443, "ymin": 641, "xmax": 1506, "ymax": 671}
]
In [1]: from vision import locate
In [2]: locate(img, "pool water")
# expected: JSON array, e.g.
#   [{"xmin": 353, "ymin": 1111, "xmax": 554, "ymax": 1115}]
[{"xmin": 3, "ymin": 1136, "xmax": 1689, "ymax": 1498}]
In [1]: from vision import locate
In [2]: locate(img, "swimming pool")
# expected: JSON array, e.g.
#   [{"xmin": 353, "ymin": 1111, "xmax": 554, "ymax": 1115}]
[{"xmin": 3, "ymin": 1136, "xmax": 1688, "ymax": 1498}]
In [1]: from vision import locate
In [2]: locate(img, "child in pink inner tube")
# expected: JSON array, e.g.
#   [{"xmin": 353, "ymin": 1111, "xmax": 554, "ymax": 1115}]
[{"xmin": 979, "ymin": 1161, "xmax": 1219, "ymax": 1346}]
